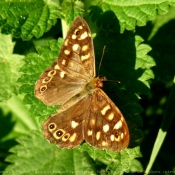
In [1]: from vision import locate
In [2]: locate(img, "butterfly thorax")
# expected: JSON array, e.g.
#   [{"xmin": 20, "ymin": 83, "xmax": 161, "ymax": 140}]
[{"xmin": 86, "ymin": 77, "xmax": 107, "ymax": 91}]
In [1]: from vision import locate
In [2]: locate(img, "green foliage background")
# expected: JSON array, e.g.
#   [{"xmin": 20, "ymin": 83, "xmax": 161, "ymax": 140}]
[{"xmin": 0, "ymin": 0, "xmax": 175, "ymax": 174}]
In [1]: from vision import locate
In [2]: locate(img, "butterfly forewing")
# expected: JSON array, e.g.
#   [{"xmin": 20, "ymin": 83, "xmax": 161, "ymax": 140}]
[
  {"xmin": 35, "ymin": 17, "xmax": 130, "ymax": 152},
  {"xmin": 35, "ymin": 17, "xmax": 95, "ymax": 105},
  {"xmin": 58, "ymin": 17, "xmax": 95, "ymax": 78},
  {"xmin": 35, "ymin": 61, "xmax": 86, "ymax": 105}
]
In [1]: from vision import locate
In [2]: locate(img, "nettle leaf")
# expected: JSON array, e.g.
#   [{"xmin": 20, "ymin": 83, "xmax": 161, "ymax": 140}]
[
  {"xmin": 0, "ymin": 0, "xmax": 61, "ymax": 40},
  {"xmin": 61, "ymin": 0, "xmax": 84, "ymax": 23},
  {"xmin": 0, "ymin": 33, "xmax": 24, "ymax": 102},
  {"xmin": 90, "ymin": 0, "xmax": 175, "ymax": 32},
  {"xmin": 81, "ymin": 143, "xmax": 142, "ymax": 175},
  {"xmin": 4, "ymin": 131, "xmax": 97, "ymax": 175},
  {"xmin": 15, "ymin": 4, "xmax": 156, "ymax": 172},
  {"xmin": 17, "ymin": 14, "xmax": 154, "ymax": 173}
]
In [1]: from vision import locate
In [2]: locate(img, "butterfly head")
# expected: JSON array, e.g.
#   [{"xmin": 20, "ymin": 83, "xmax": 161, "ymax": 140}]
[{"xmin": 85, "ymin": 77, "xmax": 107, "ymax": 92}]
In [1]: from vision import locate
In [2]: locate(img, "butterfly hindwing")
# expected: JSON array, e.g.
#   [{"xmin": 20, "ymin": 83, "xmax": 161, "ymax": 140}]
[
  {"xmin": 84, "ymin": 89, "xmax": 130, "ymax": 151},
  {"xmin": 42, "ymin": 92, "xmax": 92, "ymax": 148}
]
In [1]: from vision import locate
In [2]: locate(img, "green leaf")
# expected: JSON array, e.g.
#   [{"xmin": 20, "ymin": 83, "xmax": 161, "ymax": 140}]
[
  {"xmin": 1, "ymin": 1, "xmax": 175, "ymax": 174},
  {"xmin": 146, "ymin": 6, "xmax": 175, "ymax": 82},
  {"xmin": 90, "ymin": 0, "xmax": 175, "ymax": 32},
  {"xmin": 81, "ymin": 143, "xmax": 142, "ymax": 175},
  {"xmin": 6, "ymin": 3, "xmax": 155, "ymax": 174},
  {"xmin": 4, "ymin": 131, "xmax": 97, "ymax": 175},
  {"xmin": 0, "ymin": 33, "xmax": 24, "ymax": 102},
  {"xmin": 0, "ymin": 0, "xmax": 61, "ymax": 40},
  {"xmin": 17, "ymin": 15, "xmax": 154, "ymax": 173},
  {"xmin": 61, "ymin": 0, "xmax": 84, "ymax": 23}
]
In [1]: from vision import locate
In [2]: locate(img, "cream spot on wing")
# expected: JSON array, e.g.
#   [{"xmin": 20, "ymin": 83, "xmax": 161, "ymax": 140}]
[
  {"xmin": 62, "ymin": 59, "xmax": 66, "ymax": 65},
  {"xmin": 82, "ymin": 45, "xmax": 88, "ymax": 51},
  {"xmin": 121, "ymin": 116, "xmax": 124, "ymax": 122},
  {"xmin": 88, "ymin": 130, "xmax": 92, "ymax": 136},
  {"xmin": 81, "ymin": 53, "xmax": 90, "ymax": 61},
  {"xmin": 64, "ymin": 39, "xmax": 69, "ymax": 46},
  {"xmin": 113, "ymin": 120, "xmax": 122, "ymax": 130},
  {"xmin": 102, "ymin": 141, "xmax": 108, "ymax": 146},
  {"xmin": 72, "ymin": 34, "xmax": 77, "ymax": 39},
  {"xmin": 72, "ymin": 44, "xmax": 79, "ymax": 51},
  {"xmin": 121, "ymin": 132, "xmax": 124, "ymax": 140},
  {"xmin": 90, "ymin": 119, "xmax": 95, "ymax": 126},
  {"xmin": 60, "ymin": 71, "xmax": 65, "ymax": 78},
  {"xmin": 110, "ymin": 135, "xmax": 115, "ymax": 141},
  {"xmin": 71, "ymin": 121, "xmax": 79, "ymax": 129},
  {"xmin": 96, "ymin": 131, "xmax": 101, "ymax": 140},
  {"xmin": 103, "ymin": 124, "xmax": 109, "ymax": 133},
  {"xmin": 68, "ymin": 61, "xmax": 73, "ymax": 67},
  {"xmin": 88, "ymin": 32, "xmax": 91, "ymax": 37},
  {"xmin": 62, "ymin": 133, "xmax": 70, "ymax": 141},
  {"xmin": 89, "ymin": 70, "xmax": 93, "ymax": 75},
  {"xmin": 69, "ymin": 133, "xmax": 77, "ymax": 142},
  {"xmin": 54, "ymin": 64, "xmax": 60, "ymax": 70},
  {"xmin": 78, "ymin": 31, "xmax": 88, "ymax": 40},
  {"xmin": 101, "ymin": 105, "xmax": 111, "ymax": 115},
  {"xmin": 64, "ymin": 49, "xmax": 70, "ymax": 55},
  {"xmin": 107, "ymin": 113, "xmax": 114, "ymax": 120},
  {"xmin": 78, "ymin": 25, "xmax": 83, "ymax": 29}
]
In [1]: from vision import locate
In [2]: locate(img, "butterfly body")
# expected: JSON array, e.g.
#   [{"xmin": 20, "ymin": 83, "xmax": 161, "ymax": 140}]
[{"xmin": 35, "ymin": 17, "xmax": 129, "ymax": 151}]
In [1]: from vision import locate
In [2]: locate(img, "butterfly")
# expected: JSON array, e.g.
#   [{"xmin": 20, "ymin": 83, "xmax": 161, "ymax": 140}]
[{"xmin": 34, "ymin": 17, "xmax": 129, "ymax": 151}]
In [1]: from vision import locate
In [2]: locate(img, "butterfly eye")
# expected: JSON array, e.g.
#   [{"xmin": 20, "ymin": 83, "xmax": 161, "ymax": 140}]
[
  {"xmin": 76, "ymin": 31, "xmax": 80, "ymax": 35},
  {"xmin": 48, "ymin": 70, "xmax": 56, "ymax": 77},
  {"xmin": 115, "ymin": 132, "xmax": 119, "ymax": 138},
  {"xmin": 74, "ymin": 29, "xmax": 80, "ymax": 35},
  {"xmin": 63, "ymin": 134, "xmax": 69, "ymax": 139},
  {"xmin": 48, "ymin": 123, "xmax": 56, "ymax": 131},
  {"xmin": 53, "ymin": 129, "xmax": 66, "ymax": 140},
  {"xmin": 42, "ymin": 77, "xmax": 51, "ymax": 83},
  {"xmin": 40, "ymin": 85, "xmax": 47, "ymax": 93},
  {"xmin": 56, "ymin": 130, "xmax": 64, "ymax": 137},
  {"xmin": 62, "ymin": 133, "xmax": 70, "ymax": 142}
]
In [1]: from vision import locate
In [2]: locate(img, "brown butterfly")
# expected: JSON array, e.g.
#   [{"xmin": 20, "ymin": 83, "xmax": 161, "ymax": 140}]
[{"xmin": 34, "ymin": 17, "xmax": 129, "ymax": 151}]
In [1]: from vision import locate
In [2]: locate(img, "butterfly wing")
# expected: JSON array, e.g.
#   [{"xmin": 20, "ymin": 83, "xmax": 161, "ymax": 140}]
[
  {"xmin": 42, "ymin": 91, "xmax": 92, "ymax": 149},
  {"xmin": 58, "ymin": 17, "xmax": 95, "ymax": 77},
  {"xmin": 84, "ymin": 89, "xmax": 130, "ymax": 152},
  {"xmin": 35, "ymin": 17, "xmax": 95, "ymax": 105},
  {"xmin": 43, "ymin": 87, "xmax": 129, "ymax": 151}
]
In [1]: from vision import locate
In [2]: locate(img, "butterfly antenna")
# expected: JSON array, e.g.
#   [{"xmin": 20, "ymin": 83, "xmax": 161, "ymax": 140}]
[
  {"xmin": 106, "ymin": 79, "xmax": 121, "ymax": 84},
  {"xmin": 97, "ymin": 46, "xmax": 120, "ymax": 84},
  {"xmin": 98, "ymin": 46, "xmax": 106, "ymax": 77}
]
